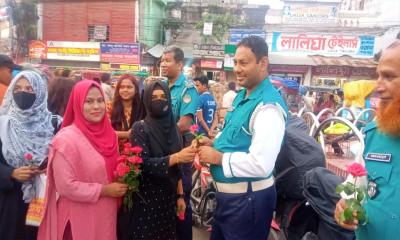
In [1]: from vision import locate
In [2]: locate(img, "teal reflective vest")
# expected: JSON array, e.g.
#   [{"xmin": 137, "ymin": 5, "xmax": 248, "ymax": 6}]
[{"xmin": 211, "ymin": 78, "xmax": 288, "ymax": 183}]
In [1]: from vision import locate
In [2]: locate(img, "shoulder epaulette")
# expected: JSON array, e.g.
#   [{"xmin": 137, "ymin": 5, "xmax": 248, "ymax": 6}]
[{"xmin": 184, "ymin": 80, "xmax": 195, "ymax": 88}]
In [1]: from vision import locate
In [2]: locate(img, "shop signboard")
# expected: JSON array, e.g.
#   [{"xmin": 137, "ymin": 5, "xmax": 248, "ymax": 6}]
[
  {"xmin": 110, "ymin": 63, "xmax": 141, "ymax": 71},
  {"xmin": 282, "ymin": 4, "xmax": 339, "ymax": 24},
  {"xmin": 193, "ymin": 44, "xmax": 224, "ymax": 59},
  {"xmin": 100, "ymin": 42, "xmax": 140, "ymax": 64},
  {"xmin": 312, "ymin": 65, "xmax": 376, "ymax": 78},
  {"xmin": 29, "ymin": 40, "xmax": 47, "ymax": 59},
  {"xmin": 271, "ymin": 32, "xmax": 375, "ymax": 57},
  {"xmin": 46, "ymin": 41, "xmax": 100, "ymax": 61},
  {"xmin": 200, "ymin": 59, "xmax": 223, "ymax": 69},
  {"xmin": 269, "ymin": 65, "xmax": 309, "ymax": 74},
  {"xmin": 229, "ymin": 29, "xmax": 266, "ymax": 44},
  {"xmin": 224, "ymin": 44, "xmax": 236, "ymax": 71}
]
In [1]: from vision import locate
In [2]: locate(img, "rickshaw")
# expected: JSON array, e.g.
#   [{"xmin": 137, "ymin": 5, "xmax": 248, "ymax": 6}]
[{"xmin": 270, "ymin": 76, "xmax": 301, "ymax": 113}]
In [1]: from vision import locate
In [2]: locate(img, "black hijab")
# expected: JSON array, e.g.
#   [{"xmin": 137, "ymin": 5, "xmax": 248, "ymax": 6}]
[{"xmin": 143, "ymin": 80, "xmax": 182, "ymax": 156}]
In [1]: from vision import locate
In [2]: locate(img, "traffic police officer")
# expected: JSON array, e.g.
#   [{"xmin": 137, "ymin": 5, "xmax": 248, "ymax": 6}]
[
  {"xmin": 335, "ymin": 40, "xmax": 400, "ymax": 239},
  {"xmin": 197, "ymin": 36, "xmax": 288, "ymax": 239},
  {"xmin": 160, "ymin": 45, "xmax": 199, "ymax": 240}
]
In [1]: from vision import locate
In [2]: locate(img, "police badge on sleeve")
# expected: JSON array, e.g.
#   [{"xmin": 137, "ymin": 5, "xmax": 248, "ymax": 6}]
[{"xmin": 367, "ymin": 180, "xmax": 378, "ymax": 199}]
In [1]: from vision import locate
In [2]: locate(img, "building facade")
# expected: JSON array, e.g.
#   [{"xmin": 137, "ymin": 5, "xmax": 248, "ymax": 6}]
[{"xmin": 35, "ymin": 0, "xmax": 138, "ymax": 69}]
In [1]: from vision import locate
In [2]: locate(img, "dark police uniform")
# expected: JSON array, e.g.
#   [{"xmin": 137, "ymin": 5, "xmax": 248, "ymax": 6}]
[
  {"xmin": 168, "ymin": 73, "xmax": 199, "ymax": 240},
  {"xmin": 357, "ymin": 121, "xmax": 400, "ymax": 239}
]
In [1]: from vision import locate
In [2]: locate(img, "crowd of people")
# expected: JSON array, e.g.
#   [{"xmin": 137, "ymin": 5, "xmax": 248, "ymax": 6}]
[{"xmin": 0, "ymin": 36, "xmax": 399, "ymax": 240}]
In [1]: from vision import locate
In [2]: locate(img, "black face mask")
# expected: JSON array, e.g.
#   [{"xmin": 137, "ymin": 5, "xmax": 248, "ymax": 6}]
[
  {"xmin": 150, "ymin": 99, "xmax": 169, "ymax": 117},
  {"xmin": 13, "ymin": 92, "xmax": 36, "ymax": 110}
]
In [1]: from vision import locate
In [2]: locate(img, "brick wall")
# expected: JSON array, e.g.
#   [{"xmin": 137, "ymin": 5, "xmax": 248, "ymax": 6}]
[{"xmin": 42, "ymin": 0, "xmax": 135, "ymax": 42}]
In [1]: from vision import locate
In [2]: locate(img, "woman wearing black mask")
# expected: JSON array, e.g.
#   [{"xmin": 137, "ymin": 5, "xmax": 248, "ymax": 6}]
[
  {"xmin": 117, "ymin": 80, "xmax": 196, "ymax": 240},
  {"xmin": 0, "ymin": 70, "xmax": 61, "ymax": 239}
]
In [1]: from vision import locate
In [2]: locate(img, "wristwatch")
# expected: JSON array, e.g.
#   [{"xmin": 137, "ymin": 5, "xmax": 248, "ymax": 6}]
[{"xmin": 177, "ymin": 194, "xmax": 184, "ymax": 199}]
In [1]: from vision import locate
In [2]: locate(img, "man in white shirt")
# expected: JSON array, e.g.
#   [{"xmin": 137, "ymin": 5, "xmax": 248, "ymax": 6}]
[
  {"xmin": 222, "ymin": 81, "xmax": 237, "ymax": 110},
  {"xmin": 196, "ymin": 36, "xmax": 288, "ymax": 240}
]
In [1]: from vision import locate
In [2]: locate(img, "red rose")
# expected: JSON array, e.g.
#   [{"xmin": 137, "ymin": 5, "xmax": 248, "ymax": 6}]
[
  {"xmin": 190, "ymin": 124, "xmax": 199, "ymax": 134},
  {"xmin": 127, "ymin": 156, "xmax": 143, "ymax": 164},
  {"xmin": 346, "ymin": 163, "xmax": 367, "ymax": 177},
  {"xmin": 123, "ymin": 147, "xmax": 131, "ymax": 155},
  {"xmin": 116, "ymin": 163, "xmax": 131, "ymax": 177},
  {"xmin": 117, "ymin": 156, "xmax": 127, "ymax": 163},
  {"xmin": 24, "ymin": 153, "xmax": 33, "ymax": 161},
  {"xmin": 130, "ymin": 146, "xmax": 143, "ymax": 154},
  {"xmin": 178, "ymin": 212, "xmax": 185, "ymax": 221},
  {"xmin": 134, "ymin": 156, "xmax": 143, "ymax": 164},
  {"xmin": 123, "ymin": 142, "xmax": 132, "ymax": 149}
]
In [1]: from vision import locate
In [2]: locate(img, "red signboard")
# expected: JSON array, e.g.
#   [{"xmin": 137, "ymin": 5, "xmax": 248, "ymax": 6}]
[
  {"xmin": 200, "ymin": 59, "xmax": 223, "ymax": 69},
  {"xmin": 29, "ymin": 40, "xmax": 47, "ymax": 59}
]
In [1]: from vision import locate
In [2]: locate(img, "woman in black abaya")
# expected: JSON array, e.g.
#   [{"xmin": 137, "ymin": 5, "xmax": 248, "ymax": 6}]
[{"xmin": 117, "ymin": 80, "xmax": 196, "ymax": 240}]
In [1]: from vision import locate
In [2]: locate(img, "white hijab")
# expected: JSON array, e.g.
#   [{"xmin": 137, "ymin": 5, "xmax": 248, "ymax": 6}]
[{"xmin": 0, "ymin": 70, "xmax": 55, "ymax": 202}]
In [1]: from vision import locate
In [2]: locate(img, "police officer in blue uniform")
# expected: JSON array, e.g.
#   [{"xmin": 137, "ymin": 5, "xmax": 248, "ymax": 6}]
[
  {"xmin": 160, "ymin": 45, "xmax": 199, "ymax": 240},
  {"xmin": 335, "ymin": 40, "xmax": 400, "ymax": 239},
  {"xmin": 197, "ymin": 36, "xmax": 288, "ymax": 239}
]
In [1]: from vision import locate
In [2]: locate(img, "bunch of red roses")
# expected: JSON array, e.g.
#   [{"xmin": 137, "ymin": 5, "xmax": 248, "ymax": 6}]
[{"xmin": 115, "ymin": 142, "xmax": 143, "ymax": 210}]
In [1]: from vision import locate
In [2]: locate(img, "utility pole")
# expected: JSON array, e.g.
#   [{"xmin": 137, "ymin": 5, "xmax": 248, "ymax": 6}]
[{"xmin": 6, "ymin": 0, "xmax": 16, "ymax": 59}]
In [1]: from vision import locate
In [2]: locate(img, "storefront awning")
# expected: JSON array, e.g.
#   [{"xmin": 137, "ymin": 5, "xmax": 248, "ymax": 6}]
[
  {"xmin": 269, "ymin": 54, "xmax": 315, "ymax": 66},
  {"xmin": 147, "ymin": 44, "xmax": 165, "ymax": 58},
  {"xmin": 310, "ymin": 55, "xmax": 377, "ymax": 68},
  {"xmin": 147, "ymin": 44, "xmax": 193, "ymax": 59}
]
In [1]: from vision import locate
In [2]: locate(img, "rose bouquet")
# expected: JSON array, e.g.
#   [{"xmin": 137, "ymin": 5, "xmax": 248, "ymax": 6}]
[
  {"xmin": 336, "ymin": 162, "xmax": 368, "ymax": 225},
  {"xmin": 115, "ymin": 142, "xmax": 143, "ymax": 210}
]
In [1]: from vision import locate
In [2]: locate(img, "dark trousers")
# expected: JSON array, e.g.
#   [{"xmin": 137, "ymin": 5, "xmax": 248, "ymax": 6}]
[
  {"xmin": 211, "ymin": 184, "xmax": 276, "ymax": 240},
  {"xmin": 176, "ymin": 135, "xmax": 193, "ymax": 240}
]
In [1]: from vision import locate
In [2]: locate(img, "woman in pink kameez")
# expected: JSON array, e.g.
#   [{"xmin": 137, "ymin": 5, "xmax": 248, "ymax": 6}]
[{"xmin": 38, "ymin": 80, "xmax": 128, "ymax": 240}]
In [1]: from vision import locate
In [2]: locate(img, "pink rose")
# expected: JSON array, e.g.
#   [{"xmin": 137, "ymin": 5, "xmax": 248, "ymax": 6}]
[
  {"xmin": 190, "ymin": 124, "xmax": 199, "ymax": 134},
  {"xmin": 346, "ymin": 163, "xmax": 367, "ymax": 177},
  {"xmin": 24, "ymin": 153, "xmax": 33, "ymax": 161},
  {"xmin": 130, "ymin": 146, "xmax": 143, "ymax": 154},
  {"xmin": 116, "ymin": 163, "xmax": 131, "ymax": 177}
]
